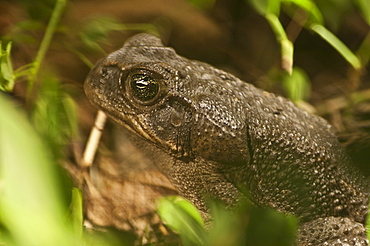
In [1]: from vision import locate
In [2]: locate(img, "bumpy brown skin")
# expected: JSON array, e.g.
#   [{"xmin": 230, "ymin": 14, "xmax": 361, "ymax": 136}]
[{"xmin": 85, "ymin": 33, "xmax": 369, "ymax": 245}]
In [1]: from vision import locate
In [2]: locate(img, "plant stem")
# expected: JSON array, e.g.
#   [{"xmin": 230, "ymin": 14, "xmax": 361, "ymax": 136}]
[
  {"xmin": 310, "ymin": 24, "xmax": 362, "ymax": 71},
  {"xmin": 265, "ymin": 13, "xmax": 294, "ymax": 74},
  {"xmin": 27, "ymin": 0, "xmax": 67, "ymax": 99}
]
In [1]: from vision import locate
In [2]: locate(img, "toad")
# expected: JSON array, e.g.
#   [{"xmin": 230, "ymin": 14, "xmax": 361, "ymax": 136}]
[{"xmin": 84, "ymin": 33, "xmax": 369, "ymax": 245}]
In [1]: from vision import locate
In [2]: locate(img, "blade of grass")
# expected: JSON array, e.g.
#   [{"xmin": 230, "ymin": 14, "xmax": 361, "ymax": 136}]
[
  {"xmin": 310, "ymin": 24, "xmax": 362, "ymax": 70},
  {"xmin": 27, "ymin": 0, "xmax": 67, "ymax": 99},
  {"xmin": 356, "ymin": 31, "xmax": 370, "ymax": 67}
]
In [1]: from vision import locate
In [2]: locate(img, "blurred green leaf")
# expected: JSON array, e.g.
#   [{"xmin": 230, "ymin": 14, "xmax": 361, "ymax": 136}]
[
  {"xmin": 248, "ymin": 0, "xmax": 281, "ymax": 16},
  {"xmin": 207, "ymin": 201, "xmax": 250, "ymax": 246},
  {"xmin": 31, "ymin": 73, "xmax": 77, "ymax": 156},
  {"xmin": 208, "ymin": 199, "xmax": 298, "ymax": 246},
  {"xmin": 311, "ymin": 24, "xmax": 362, "ymax": 70},
  {"xmin": 282, "ymin": 67, "xmax": 310, "ymax": 102},
  {"xmin": 353, "ymin": 0, "xmax": 370, "ymax": 25},
  {"xmin": 282, "ymin": 0, "xmax": 324, "ymax": 25},
  {"xmin": 315, "ymin": 0, "xmax": 351, "ymax": 31},
  {"xmin": 243, "ymin": 207, "xmax": 297, "ymax": 246},
  {"xmin": 67, "ymin": 188, "xmax": 84, "ymax": 237},
  {"xmin": 157, "ymin": 196, "xmax": 206, "ymax": 246},
  {"xmin": 79, "ymin": 16, "xmax": 124, "ymax": 53},
  {"xmin": 0, "ymin": 42, "xmax": 15, "ymax": 92},
  {"xmin": 0, "ymin": 93, "xmax": 80, "ymax": 246},
  {"xmin": 79, "ymin": 16, "xmax": 158, "ymax": 54},
  {"xmin": 356, "ymin": 32, "xmax": 370, "ymax": 67}
]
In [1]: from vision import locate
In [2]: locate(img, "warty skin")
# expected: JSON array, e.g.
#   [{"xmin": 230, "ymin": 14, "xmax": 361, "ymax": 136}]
[{"xmin": 85, "ymin": 33, "xmax": 369, "ymax": 245}]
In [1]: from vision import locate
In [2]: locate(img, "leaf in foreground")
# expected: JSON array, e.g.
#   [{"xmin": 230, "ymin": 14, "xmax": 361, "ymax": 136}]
[
  {"xmin": 157, "ymin": 196, "xmax": 206, "ymax": 246},
  {"xmin": 0, "ymin": 42, "xmax": 15, "ymax": 92},
  {"xmin": 0, "ymin": 93, "xmax": 80, "ymax": 246}
]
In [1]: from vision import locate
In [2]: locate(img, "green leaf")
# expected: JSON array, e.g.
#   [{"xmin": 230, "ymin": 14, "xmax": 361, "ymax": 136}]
[
  {"xmin": 282, "ymin": 0, "xmax": 324, "ymax": 25},
  {"xmin": 356, "ymin": 32, "xmax": 370, "ymax": 67},
  {"xmin": 157, "ymin": 196, "xmax": 206, "ymax": 246},
  {"xmin": 67, "ymin": 188, "xmax": 84, "ymax": 236},
  {"xmin": 353, "ymin": 0, "xmax": 370, "ymax": 25},
  {"xmin": 310, "ymin": 24, "xmax": 362, "ymax": 70},
  {"xmin": 207, "ymin": 200, "xmax": 298, "ymax": 246},
  {"xmin": 282, "ymin": 67, "xmax": 311, "ymax": 102},
  {"xmin": 78, "ymin": 16, "xmax": 158, "ymax": 53},
  {"xmin": 248, "ymin": 0, "xmax": 281, "ymax": 16},
  {"xmin": 0, "ymin": 93, "xmax": 80, "ymax": 246},
  {"xmin": 31, "ymin": 73, "xmax": 77, "ymax": 156},
  {"xmin": 79, "ymin": 16, "xmax": 122, "ymax": 53},
  {"xmin": 0, "ymin": 42, "xmax": 15, "ymax": 92}
]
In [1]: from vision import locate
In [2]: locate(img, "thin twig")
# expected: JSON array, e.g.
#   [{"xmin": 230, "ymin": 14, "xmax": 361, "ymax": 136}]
[{"xmin": 82, "ymin": 110, "xmax": 107, "ymax": 167}]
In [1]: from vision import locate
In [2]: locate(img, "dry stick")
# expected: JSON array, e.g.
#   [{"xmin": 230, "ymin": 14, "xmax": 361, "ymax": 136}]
[{"xmin": 82, "ymin": 110, "xmax": 107, "ymax": 167}]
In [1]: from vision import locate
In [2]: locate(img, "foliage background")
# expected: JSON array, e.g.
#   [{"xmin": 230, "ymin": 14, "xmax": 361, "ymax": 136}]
[{"xmin": 0, "ymin": 0, "xmax": 369, "ymax": 245}]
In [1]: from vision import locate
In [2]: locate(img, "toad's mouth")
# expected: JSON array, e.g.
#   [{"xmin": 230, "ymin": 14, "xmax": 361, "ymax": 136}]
[
  {"xmin": 100, "ymin": 108, "xmax": 180, "ymax": 156},
  {"xmin": 106, "ymin": 110, "xmax": 155, "ymax": 141}
]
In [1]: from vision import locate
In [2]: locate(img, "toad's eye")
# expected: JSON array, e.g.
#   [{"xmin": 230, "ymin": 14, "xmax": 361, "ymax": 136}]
[{"xmin": 130, "ymin": 74, "xmax": 159, "ymax": 101}]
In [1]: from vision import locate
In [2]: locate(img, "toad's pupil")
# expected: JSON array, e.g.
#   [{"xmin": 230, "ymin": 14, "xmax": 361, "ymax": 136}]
[{"xmin": 130, "ymin": 74, "xmax": 159, "ymax": 101}]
